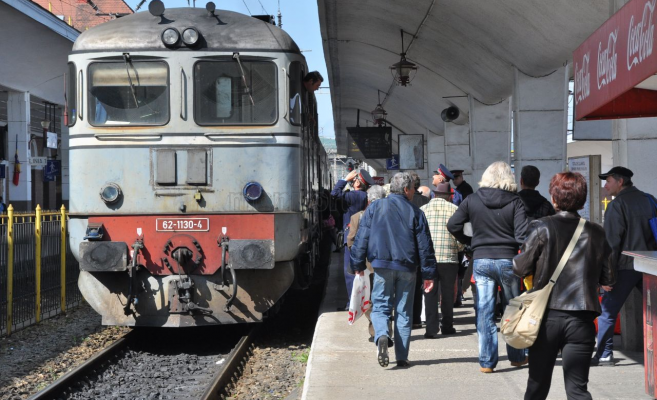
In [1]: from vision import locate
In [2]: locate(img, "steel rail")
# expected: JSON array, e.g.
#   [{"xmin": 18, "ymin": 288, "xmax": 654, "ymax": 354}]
[
  {"xmin": 201, "ymin": 327, "xmax": 259, "ymax": 400},
  {"xmin": 28, "ymin": 330, "xmax": 136, "ymax": 400}
]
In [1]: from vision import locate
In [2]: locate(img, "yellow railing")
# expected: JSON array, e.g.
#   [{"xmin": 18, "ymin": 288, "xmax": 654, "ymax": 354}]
[{"xmin": 3, "ymin": 205, "xmax": 69, "ymax": 335}]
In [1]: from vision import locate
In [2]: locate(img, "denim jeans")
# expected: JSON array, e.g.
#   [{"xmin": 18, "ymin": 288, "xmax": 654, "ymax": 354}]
[
  {"xmin": 473, "ymin": 258, "xmax": 526, "ymax": 368},
  {"xmin": 371, "ymin": 268, "xmax": 416, "ymax": 362},
  {"xmin": 344, "ymin": 246, "xmax": 355, "ymax": 305},
  {"xmin": 595, "ymin": 269, "xmax": 643, "ymax": 359}
]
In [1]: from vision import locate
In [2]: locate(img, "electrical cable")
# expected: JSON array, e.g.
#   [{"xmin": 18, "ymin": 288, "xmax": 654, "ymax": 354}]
[
  {"xmin": 241, "ymin": 0, "xmax": 252, "ymax": 15},
  {"xmin": 255, "ymin": 0, "xmax": 269, "ymax": 14}
]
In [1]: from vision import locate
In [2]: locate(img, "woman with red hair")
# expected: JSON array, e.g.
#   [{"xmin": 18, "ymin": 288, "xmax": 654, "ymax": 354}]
[{"xmin": 514, "ymin": 172, "xmax": 615, "ymax": 400}]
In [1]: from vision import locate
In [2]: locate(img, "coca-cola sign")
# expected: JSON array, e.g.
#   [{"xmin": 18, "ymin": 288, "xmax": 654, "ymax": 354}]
[
  {"xmin": 575, "ymin": 53, "xmax": 591, "ymax": 102},
  {"xmin": 627, "ymin": 0, "xmax": 656, "ymax": 70},
  {"xmin": 598, "ymin": 30, "xmax": 618, "ymax": 89},
  {"xmin": 574, "ymin": 0, "xmax": 657, "ymax": 120}
]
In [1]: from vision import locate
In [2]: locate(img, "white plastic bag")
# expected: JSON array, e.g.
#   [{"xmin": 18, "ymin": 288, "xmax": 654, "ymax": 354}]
[{"xmin": 348, "ymin": 269, "xmax": 371, "ymax": 325}]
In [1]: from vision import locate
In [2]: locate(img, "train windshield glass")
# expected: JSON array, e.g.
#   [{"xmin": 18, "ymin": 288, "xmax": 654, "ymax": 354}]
[
  {"xmin": 88, "ymin": 61, "xmax": 169, "ymax": 126},
  {"xmin": 194, "ymin": 61, "xmax": 277, "ymax": 125}
]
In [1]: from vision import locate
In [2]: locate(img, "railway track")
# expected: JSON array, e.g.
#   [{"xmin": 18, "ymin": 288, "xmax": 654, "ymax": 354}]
[{"xmin": 29, "ymin": 326, "xmax": 257, "ymax": 400}]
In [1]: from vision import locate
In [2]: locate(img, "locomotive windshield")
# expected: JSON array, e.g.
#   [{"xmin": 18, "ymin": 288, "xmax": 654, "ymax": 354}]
[
  {"xmin": 88, "ymin": 61, "xmax": 169, "ymax": 126},
  {"xmin": 194, "ymin": 60, "xmax": 277, "ymax": 125}
]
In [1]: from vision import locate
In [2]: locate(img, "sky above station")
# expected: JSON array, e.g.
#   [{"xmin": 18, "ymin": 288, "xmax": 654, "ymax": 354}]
[{"xmin": 125, "ymin": 0, "xmax": 335, "ymax": 138}]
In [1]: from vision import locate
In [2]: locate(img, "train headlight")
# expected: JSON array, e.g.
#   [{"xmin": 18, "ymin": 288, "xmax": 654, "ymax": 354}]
[
  {"xmin": 99, "ymin": 183, "xmax": 122, "ymax": 204},
  {"xmin": 182, "ymin": 28, "xmax": 200, "ymax": 46},
  {"xmin": 162, "ymin": 28, "xmax": 180, "ymax": 47},
  {"xmin": 243, "ymin": 182, "xmax": 263, "ymax": 202}
]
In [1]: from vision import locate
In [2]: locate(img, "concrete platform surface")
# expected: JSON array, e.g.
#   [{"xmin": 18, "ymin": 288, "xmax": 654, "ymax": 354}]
[{"xmin": 302, "ymin": 252, "xmax": 650, "ymax": 400}]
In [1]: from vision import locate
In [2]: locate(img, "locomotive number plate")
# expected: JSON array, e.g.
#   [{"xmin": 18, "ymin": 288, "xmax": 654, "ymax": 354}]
[{"xmin": 156, "ymin": 218, "xmax": 210, "ymax": 232}]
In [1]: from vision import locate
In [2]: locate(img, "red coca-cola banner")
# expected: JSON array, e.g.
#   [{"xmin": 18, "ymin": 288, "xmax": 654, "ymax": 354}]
[{"xmin": 574, "ymin": 0, "xmax": 657, "ymax": 120}]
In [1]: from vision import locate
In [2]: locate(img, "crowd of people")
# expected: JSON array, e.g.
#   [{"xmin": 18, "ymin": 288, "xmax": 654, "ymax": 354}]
[{"xmin": 328, "ymin": 161, "xmax": 657, "ymax": 400}]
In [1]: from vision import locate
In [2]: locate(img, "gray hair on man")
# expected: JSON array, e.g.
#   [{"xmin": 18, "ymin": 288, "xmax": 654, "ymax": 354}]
[
  {"xmin": 367, "ymin": 185, "xmax": 387, "ymax": 202},
  {"xmin": 389, "ymin": 172, "xmax": 414, "ymax": 195},
  {"xmin": 479, "ymin": 161, "xmax": 518, "ymax": 192}
]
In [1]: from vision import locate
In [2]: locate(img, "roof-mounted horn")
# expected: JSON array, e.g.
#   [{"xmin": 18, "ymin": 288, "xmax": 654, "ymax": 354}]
[
  {"xmin": 206, "ymin": 2, "xmax": 216, "ymax": 17},
  {"xmin": 149, "ymin": 0, "xmax": 165, "ymax": 17}
]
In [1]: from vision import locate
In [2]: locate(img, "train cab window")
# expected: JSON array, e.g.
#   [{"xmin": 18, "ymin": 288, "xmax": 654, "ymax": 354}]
[
  {"xmin": 66, "ymin": 62, "xmax": 77, "ymax": 127},
  {"xmin": 194, "ymin": 61, "xmax": 277, "ymax": 125},
  {"xmin": 289, "ymin": 62, "xmax": 302, "ymax": 126},
  {"xmin": 88, "ymin": 61, "xmax": 169, "ymax": 126}
]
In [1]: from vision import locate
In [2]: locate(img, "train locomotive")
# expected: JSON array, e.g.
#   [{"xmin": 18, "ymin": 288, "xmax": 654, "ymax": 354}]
[{"xmin": 66, "ymin": 2, "xmax": 330, "ymax": 327}]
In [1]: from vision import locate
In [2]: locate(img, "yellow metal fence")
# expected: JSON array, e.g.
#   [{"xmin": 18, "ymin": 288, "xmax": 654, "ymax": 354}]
[{"xmin": 1, "ymin": 205, "xmax": 81, "ymax": 336}]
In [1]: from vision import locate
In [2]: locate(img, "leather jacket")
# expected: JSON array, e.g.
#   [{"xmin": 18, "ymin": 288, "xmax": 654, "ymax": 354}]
[{"xmin": 513, "ymin": 211, "xmax": 616, "ymax": 314}]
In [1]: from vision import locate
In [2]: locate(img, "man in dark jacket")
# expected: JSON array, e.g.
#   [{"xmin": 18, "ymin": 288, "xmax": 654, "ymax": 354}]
[
  {"xmin": 517, "ymin": 165, "xmax": 555, "ymax": 221},
  {"xmin": 450, "ymin": 169, "xmax": 475, "ymax": 305},
  {"xmin": 593, "ymin": 166, "xmax": 657, "ymax": 366},
  {"xmin": 351, "ymin": 172, "xmax": 437, "ymax": 368},
  {"xmin": 450, "ymin": 169, "xmax": 474, "ymax": 206},
  {"xmin": 332, "ymin": 168, "xmax": 374, "ymax": 308}
]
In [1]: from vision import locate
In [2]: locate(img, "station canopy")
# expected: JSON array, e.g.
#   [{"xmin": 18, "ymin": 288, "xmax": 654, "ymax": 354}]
[
  {"xmin": 574, "ymin": 0, "xmax": 657, "ymax": 121},
  {"xmin": 318, "ymin": 0, "xmax": 613, "ymax": 164}
]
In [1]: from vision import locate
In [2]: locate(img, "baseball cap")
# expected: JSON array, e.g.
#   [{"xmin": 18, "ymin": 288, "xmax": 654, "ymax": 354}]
[
  {"xmin": 598, "ymin": 166, "xmax": 633, "ymax": 180},
  {"xmin": 432, "ymin": 164, "xmax": 454, "ymax": 181}
]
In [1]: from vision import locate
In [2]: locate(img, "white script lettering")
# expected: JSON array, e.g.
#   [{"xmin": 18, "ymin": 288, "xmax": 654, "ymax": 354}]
[
  {"xmin": 627, "ymin": 0, "xmax": 656, "ymax": 70},
  {"xmin": 598, "ymin": 30, "xmax": 618, "ymax": 89}
]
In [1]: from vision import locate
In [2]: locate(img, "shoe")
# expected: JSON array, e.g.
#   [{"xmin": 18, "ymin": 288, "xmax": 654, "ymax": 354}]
[
  {"xmin": 441, "ymin": 326, "xmax": 456, "ymax": 335},
  {"xmin": 396, "ymin": 360, "xmax": 410, "ymax": 367},
  {"xmin": 480, "ymin": 367, "xmax": 494, "ymax": 373},
  {"xmin": 423, "ymin": 332, "xmax": 439, "ymax": 339},
  {"xmin": 511, "ymin": 357, "xmax": 529, "ymax": 367},
  {"xmin": 368, "ymin": 336, "xmax": 374, "ymax": 343},
  {"xmin": 387, "ymin": 336, "xmax": 394, "ymax": 348},
  {"xmin": 591, "ymin": 355, "xmax": 615, "ymax": 366},
  {"xmin": 454, "ymin": 300, "xmax": 462, "ymax": 307},
  {"xmin": 412, "ymin": 323, "xmax": 423, "ymax": 329},
  {"xmin": 377, "ymin": 336, "xmax": 389, "ymax": 367}
]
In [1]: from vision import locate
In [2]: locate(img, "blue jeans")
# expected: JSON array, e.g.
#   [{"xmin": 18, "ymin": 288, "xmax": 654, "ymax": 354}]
[
  {"xmin": 344, "ymin": 246, "xmax": 355, "ymax": 305},
  {"xmin": 473, "ymin": 258, "xmax": 526, "ymax": 368},
  {"xmin": 595, "ymin": 269, "xmax": 643, "ymax": 359},
  {"xmin": 371, "ymin": 268, "xmax": 416, "ymax": 362}
]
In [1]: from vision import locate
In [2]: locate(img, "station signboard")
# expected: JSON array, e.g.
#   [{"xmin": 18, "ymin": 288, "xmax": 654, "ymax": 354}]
[{"xmin": 346, "ymin": 126, "xmax": 392, "ymax": 159}]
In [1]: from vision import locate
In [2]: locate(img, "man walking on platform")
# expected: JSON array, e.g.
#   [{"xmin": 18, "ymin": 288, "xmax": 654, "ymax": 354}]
[
  {"xmin": 420, "ymin": 182, "xmax": 464, "ymax": 337},
  {"xmin": 351, "ymin": 172, "xmax": 437, "ymax": 368},
  {"xmin": 331, "ymin": 168, "xmax": 374, "ymax": 309},
  {"xmin": 517, "ymin": 165, "xmax": 555, "ymax": 221},
  {"xmin": 592, "ymin": 166, "xmax": 657, "ymax": 366}
]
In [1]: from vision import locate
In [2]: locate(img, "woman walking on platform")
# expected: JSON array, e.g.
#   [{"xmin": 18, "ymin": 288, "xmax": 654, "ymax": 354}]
[
  {"xmin": 514, "ymin": 172, "xmax": 615, "ymax": 400},
  {"xmin": 447, "ymin": 161, "xmax": 529, "ymax": 373}
]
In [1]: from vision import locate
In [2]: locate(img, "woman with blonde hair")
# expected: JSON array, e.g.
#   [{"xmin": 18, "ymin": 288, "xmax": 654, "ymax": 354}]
[{"xmin": 447, "ymin": 161, "xmax": 529, "ymax": 373}]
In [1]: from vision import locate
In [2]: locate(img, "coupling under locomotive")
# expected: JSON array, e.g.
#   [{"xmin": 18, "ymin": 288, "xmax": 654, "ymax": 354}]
[{"xmin": 66, "ymin": 2, "xmax": 329, "ymax": 327}]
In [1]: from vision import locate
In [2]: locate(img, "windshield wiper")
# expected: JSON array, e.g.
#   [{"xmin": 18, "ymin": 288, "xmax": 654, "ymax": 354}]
[
  {"xmin": 122, "ymin": 53, "xmax": 140, "ymax": 108},
  {"xmin": 233, "ymin": 53, "xmax": 255, "ymax": 106}
]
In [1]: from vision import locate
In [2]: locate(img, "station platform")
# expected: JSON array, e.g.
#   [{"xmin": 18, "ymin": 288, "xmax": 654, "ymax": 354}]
[{"xmin": 302, "ymin": 252, "xmax": 650, "ymax": 400}]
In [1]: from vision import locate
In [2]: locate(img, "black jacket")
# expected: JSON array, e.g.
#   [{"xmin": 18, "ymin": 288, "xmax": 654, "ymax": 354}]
[
  {"xmin": 513, "ymin": 212, "xmax": 615, "ymax": 314},
  {"xmin": 604, "ymin": 186, "xmax": 657, "ymax": 271},
  {"xmin": 517, "ymin": 189, "xmax": 555, "ymax": 221},
  {"xmin": 447, "ymin": 187, "xmax": 529, "ymax": 259}
]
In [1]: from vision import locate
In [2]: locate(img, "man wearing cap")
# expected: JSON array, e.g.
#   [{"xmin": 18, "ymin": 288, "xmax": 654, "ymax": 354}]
[
  {"xmin": 450, "ymin": 169, "xmax": 474, "ymax": 206},
  {"xmin": 420, "ymin": 182, "xmax": 464, "ymax": 337},
  {"xmin": 592, "ymin": 166, "xmax": 657, "ymax": 366},
  {"xmin": 331, "ymin": 168, "xmax": 374, "ymax": 308},
  {"xmin": 433, "ymin": 163, "xmax": 454, "ymax": 188}
]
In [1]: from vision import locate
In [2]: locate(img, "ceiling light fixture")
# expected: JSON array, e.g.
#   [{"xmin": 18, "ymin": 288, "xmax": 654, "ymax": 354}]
[{"xmin": 390, "ymin": 29, "xmax": 418, "ymax": 87}]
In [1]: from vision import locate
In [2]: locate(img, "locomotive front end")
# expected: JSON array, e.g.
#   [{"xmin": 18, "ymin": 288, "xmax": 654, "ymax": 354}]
[{"xmin": 67, "ymin": 5, "xmax": 326, "ymax": 327}]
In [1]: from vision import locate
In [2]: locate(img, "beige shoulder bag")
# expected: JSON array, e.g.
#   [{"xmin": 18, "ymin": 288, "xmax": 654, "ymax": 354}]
[{"xmin": 501, "ymin": 218, "xmax": 586, "ymax": 349}]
